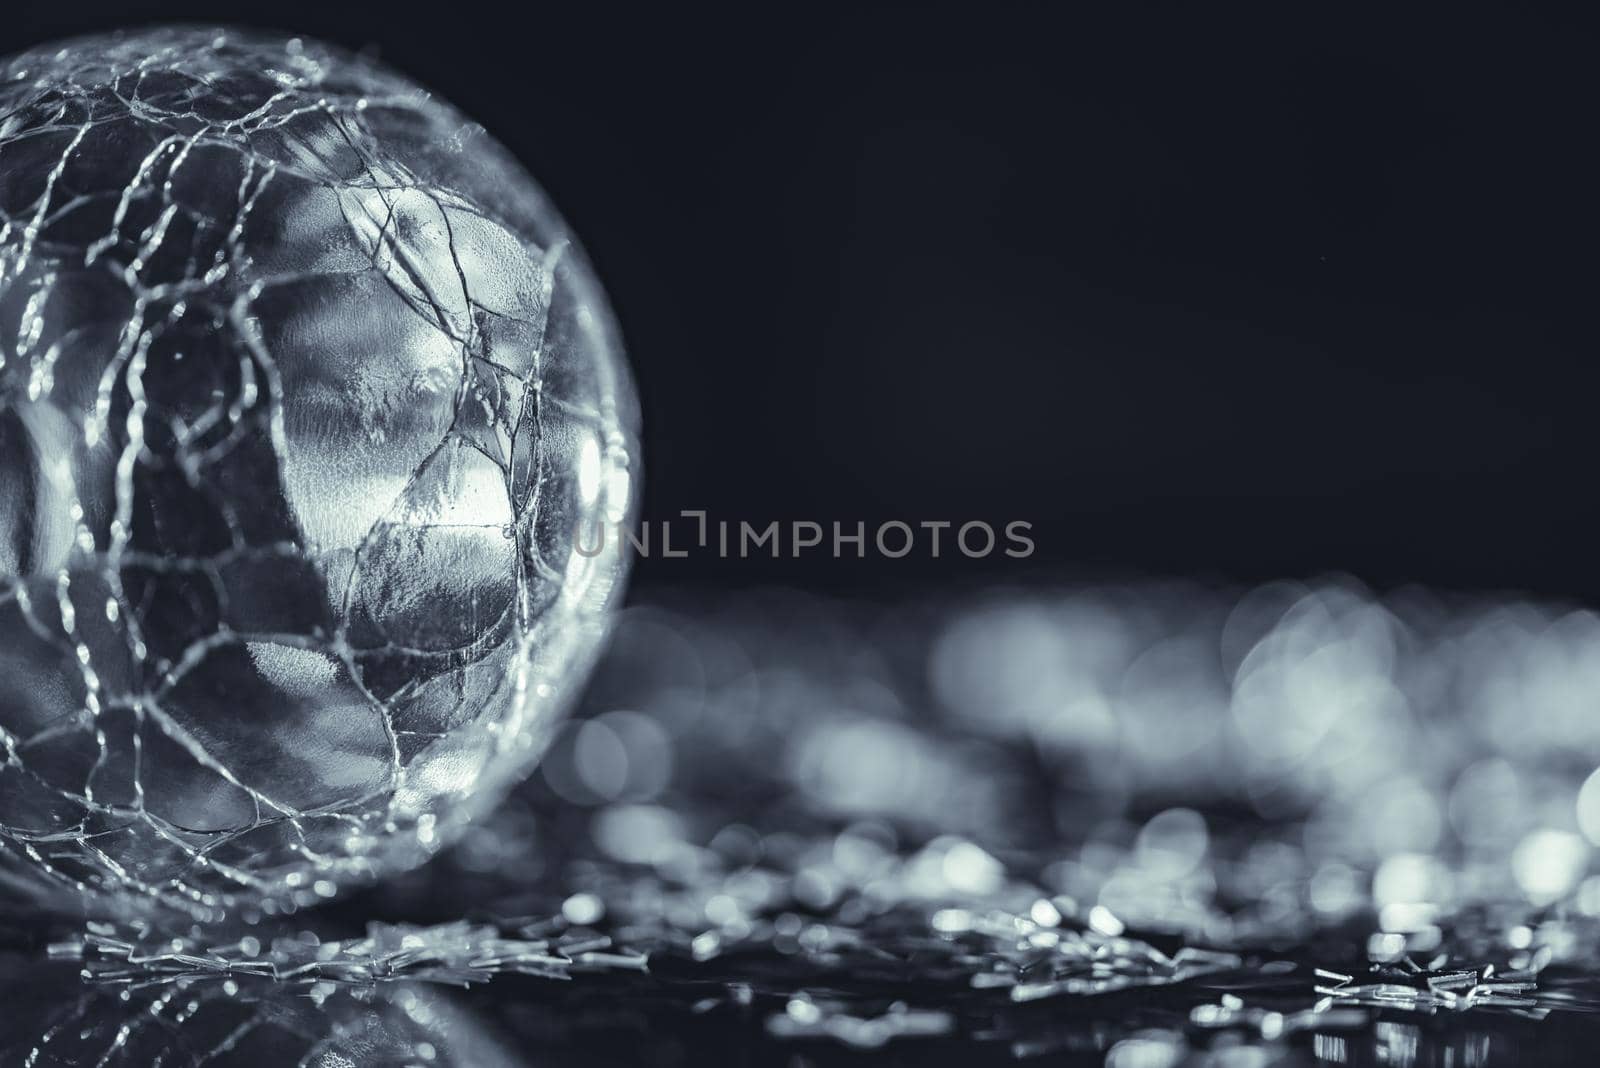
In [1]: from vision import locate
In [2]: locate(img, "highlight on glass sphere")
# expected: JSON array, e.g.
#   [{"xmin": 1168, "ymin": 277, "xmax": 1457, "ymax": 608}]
[{"xmin": 0, "ymin": 26, "xmax": 638, "ymax": 918}]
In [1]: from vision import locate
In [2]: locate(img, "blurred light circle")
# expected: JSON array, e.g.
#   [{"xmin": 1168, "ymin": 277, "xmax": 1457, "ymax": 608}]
[
  {"xmin": 1372, "ymin": 853, "xmax": 1446, "ymax": 909},
  {"xmin": 1576, "ymin": 766, "xmax": 1600, "ymax": 846},
  {"xmin": 592, "ymin": 804, "xmax": 686, "ymax": 865},
  {"xmin": 1451, "ymin": 760, "xmax": 1528, "ymax": 848},
  {"xmin": 1106, "ymin": 1034, "xmax": 1184, "ymax": 1068},
  {"xmin": 1360, "ymin": 777, "xmax": 1443, "ymax": 856},
  {"xmin": 1309, "ymin": 863, "xmax": 1361, "ymax": 916},
  {"xmin": 597, "ymin": 710, "xmax": 676, "ymax": 801},
  {"xmin": 1134, "ymin": 808, "xmax": 1209, "ymax": 880},
  {"xmin": 940, "ymin": 841, "xmax": 1004, "ymax": 896},
  {"xmin": 1511, "ymin": 829, "xmax": 1590, "ymax": 905},
  {"xmin": 574, "ymin": 719, "xmax": 631, "ymax": 800}
]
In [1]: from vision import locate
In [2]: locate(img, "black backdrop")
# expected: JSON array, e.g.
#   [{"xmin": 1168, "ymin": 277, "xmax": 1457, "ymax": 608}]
[{"xmin": 10, "ymin": 3, "xmax": 1597, "ymax": 597}]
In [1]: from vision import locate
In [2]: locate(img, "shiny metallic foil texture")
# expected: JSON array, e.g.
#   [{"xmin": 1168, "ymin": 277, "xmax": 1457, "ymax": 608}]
[{"xmin": 0, "ymin": 27, "xmax": 637, "ymax": 917}]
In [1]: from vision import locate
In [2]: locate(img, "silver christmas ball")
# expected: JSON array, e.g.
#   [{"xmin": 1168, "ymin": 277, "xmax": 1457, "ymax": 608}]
[{"xmin": 0, "ymin": 27, "xmax": 637, "ymax": 916}]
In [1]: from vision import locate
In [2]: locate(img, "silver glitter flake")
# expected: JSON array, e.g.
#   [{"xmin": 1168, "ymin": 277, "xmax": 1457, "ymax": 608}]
[{"xmin": 0, "ymin": 28, "xmax": 638, "ymax": 918}]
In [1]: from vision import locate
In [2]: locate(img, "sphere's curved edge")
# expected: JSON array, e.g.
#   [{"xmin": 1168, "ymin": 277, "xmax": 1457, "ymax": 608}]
[{"xmin": 0, "ymin": 25, "xmax": 640, "ymax": 923}]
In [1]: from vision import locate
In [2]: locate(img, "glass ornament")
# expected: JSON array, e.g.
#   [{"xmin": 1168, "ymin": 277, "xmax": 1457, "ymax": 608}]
[{"xmin": 0, "ymin": 27, "xmax": 637, "ymax": 917}]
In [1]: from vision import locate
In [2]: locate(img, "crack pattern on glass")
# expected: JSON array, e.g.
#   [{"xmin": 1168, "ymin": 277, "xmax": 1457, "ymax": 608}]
[{"xmin": 0, "ymin": 27, "xmax": 637, "ymax": 919}]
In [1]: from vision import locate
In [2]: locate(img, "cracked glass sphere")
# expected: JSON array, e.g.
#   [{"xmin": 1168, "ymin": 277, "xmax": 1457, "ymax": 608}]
[{"xmin": 0, "ymin": 27, "xmax": 637, "ymax": 917}]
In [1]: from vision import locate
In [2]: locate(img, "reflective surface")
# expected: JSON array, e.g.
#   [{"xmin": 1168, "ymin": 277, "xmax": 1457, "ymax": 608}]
[
  {"xmin": 0, "ymin": 27, "xmax": 637, "ymax": 917},
  {"xmin": 8, "ymin": 583, "xmax": 1600, "ymax": 1065}
]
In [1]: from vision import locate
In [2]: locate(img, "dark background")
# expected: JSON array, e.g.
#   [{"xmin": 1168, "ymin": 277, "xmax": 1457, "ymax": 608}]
[{"xmin": 13, "ymin": 3, "xmax": 1597, "ymax": 597}]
